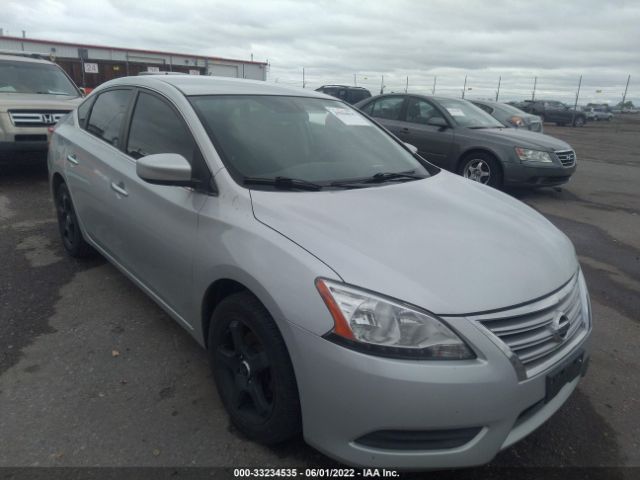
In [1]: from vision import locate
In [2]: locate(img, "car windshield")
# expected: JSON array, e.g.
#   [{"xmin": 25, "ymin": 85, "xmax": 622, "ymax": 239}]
[
  {"xmin": 438, "ymin": 98, "xmax": 504, "ymax": 128},
  {"xmin": 0, "ymin": 60, "xmax": 79, "ymax": 96},
  {"xmin": 189, "ymin": 95, "xmax": 432, "ymax": 188}
]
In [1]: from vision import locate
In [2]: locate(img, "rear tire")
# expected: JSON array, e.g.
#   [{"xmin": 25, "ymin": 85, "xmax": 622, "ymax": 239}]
[
  {"xmin": 208, "ymin": 292, "xmax": 301, "ymax": 445},
  {"xmin": 54, "ymin": 183, "xmax": 94, "ymax": 258},
  {"xmin": 573, "ymin": 116, "xmax": 585, "ymax": 127},
  {"xmin": 458, "ymin": 153, "xmax": 503, "ymax": 189}
]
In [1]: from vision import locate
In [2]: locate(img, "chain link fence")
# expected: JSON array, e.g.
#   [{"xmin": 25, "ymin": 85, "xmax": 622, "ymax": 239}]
[{"xmin": 269, "ymin": 71, "xmax": 636, "ymax": 109}]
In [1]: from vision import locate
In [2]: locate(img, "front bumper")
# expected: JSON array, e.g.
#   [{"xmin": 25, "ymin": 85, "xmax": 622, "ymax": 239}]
[
  {"xmin": 287, "ymin": 317, "xmax": 590, "ymax": 469},
  {"xmin": 503, "ymin": 160, "xmax": 576, "ymax": 187}
]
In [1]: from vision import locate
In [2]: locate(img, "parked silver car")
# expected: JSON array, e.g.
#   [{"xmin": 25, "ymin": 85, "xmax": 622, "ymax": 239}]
[{"xmin": 48, "ymin": 75, "xmax": 592, "ymax": 469}]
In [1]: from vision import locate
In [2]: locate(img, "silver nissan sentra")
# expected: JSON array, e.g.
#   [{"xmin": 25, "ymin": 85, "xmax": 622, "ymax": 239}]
[{"xmin": 48, "ymin": 75, "xmax": 592, "ymax": 469}]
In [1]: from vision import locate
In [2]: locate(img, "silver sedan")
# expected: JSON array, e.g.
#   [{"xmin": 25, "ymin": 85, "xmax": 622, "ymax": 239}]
[{"xmin": 48, "ymin": 75, "xmax": 592, "ymax": 469}]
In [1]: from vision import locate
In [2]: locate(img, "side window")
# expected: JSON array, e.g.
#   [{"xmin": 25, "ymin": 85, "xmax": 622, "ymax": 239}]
[
  {"xmin": 126, "ymin": 92, "xmax": 197, "ymax": 165},
  {"xmin": 370, "ymin": 96, "xmax": 404, "ymax": 120},
  {"xmin": 474, "ymin": 103, "xmax": 493, "ymax": 114},
  {"xmin": 358, "ymin": 101, "xmax": 374, "ymax": 115},
  {"xmin": 86, "ymin": 89, "xmax": 131, "ymax": 148},
  {"xmin": 77, "ymin": 96, "xmax": 95, "ymax": 129},
  {"xmin": 405, "ymin": 98, "xmax": 444, "ymax": 125}
]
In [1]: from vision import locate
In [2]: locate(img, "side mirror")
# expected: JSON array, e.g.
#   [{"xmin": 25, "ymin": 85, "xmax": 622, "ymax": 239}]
[
  {"xmin": 136, "ymin": 153, "xmax": 193, "ymax": 187},
  {"xmin": 79, "ymin": 87, "xmax": 86, "ymax": 97},
  {"xmin": 404, "ymin": 143, "xmax": 418, "ymax": 154},
  {"xmin": 426, "ymin": 116, "xmax": 448, "ymax": 128}
]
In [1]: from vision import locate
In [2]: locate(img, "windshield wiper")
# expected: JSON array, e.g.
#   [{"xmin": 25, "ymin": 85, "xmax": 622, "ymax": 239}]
[
  {"xmin": 330, "ymin": 170, "xmax": 425, "ymax": 188},
  {"xmin": 35, "ymin": 91, "xmax": 73, "ymax": 96},
  {"xmin": 468, "ymin": 125, "xmax": 502, "ymax": 129},
  {"xmin": 243, "ymin": 176, "xmax": 323, "ymax": 191}
]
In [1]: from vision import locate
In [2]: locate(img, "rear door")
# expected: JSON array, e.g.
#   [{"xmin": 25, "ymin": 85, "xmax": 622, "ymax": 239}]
[
  {"xmin": 361, "ymin": 96, "xmax": 407, "ymax": 136},
  {"xmin": 395, "ymin": 97, "xmax": 454, "ymax": 168},
  {"xmin": 64, "ymin": 88, "xmax": 134, "ymax": 256}
]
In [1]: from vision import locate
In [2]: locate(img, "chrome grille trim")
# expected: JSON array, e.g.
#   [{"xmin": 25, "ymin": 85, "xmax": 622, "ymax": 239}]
[
  {"xmin": 555, "ymin": 149, "xmax": 576, "ymax": 167},
  {"xmin": 464, "ymin": 273, "xmax": 588, "ymax": 379},
  {"xmin": 9, "ymin": 110, "xmax": 70, "ymax": 127}
]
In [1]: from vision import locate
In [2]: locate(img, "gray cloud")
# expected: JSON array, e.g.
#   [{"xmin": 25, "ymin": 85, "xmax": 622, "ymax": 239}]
[{"xmin": 3, "ymin": 0, "xmax": 639, "ymax": 103}]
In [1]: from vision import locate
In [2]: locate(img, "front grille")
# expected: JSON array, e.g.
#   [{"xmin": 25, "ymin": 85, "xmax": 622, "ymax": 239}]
[
  {"xmin": 468, "ymin": 273, "xmax": 588, "ymax": 378},
  {"xmin": 9, "ymin": 110, "xmax": 70, "ymax": 127},
  {"xmin": 555, "ymin": 149, "xmax": 576, "ymax": 167}
]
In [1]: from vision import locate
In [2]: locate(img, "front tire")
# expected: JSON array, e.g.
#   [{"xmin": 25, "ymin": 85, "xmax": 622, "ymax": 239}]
[
  {"xmin": 459, "ymin": 153, "xmax": 503, "ymax": 189},
  {"xmin": 54, "ymin": 183, "xmax": 94, "ymax": 258},
  {"xmin": 208, "ymin": 292, "xmax": 301, "ymax": 445}
]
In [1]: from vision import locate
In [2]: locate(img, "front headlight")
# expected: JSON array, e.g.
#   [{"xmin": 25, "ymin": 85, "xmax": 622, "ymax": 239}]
[
  {"xmin": 578, "ymin": 269, "xmax": 592, "ymax": 329},
  {"xmin": 515, "ymin": 147, "xmax": 553, "ymax": 163},
  {"xmin": 315, "ymin": 278, "xmax": 475, "ymax": 359}
]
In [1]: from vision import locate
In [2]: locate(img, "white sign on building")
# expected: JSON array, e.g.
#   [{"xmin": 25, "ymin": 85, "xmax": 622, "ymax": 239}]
[
  {"xmin": 189, "ymin": 69, "xmax": 200, "ymax": 75},
  {"xmin": 84, "ymin": 63, "xmax": 99, "ymax": 74},
  {"xmin": 147, "ymin": 66, "xmax": 160, "ymax": 73}
]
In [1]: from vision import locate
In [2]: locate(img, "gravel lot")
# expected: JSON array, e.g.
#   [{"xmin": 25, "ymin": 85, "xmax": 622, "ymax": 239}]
[{"xmin": 1, "ymin": 117, "xmax": 639, "ymax": 477}]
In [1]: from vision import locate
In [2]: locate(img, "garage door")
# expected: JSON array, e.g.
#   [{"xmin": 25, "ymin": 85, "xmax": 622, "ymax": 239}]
[{"xmin": 208, "ymin": 64, "xmax": 239, "ymax": 78}]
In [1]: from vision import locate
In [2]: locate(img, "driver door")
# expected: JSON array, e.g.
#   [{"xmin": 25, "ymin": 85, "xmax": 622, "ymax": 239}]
[
  {"xmin": 397, "ymin": 97, "xmax": 454, "ymax": 169},
  {"xmin": 109, "ymin": 89, "xmax": 209, "ymax": 323}
]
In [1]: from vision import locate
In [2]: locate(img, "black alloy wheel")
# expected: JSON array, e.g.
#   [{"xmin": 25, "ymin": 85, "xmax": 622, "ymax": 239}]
[
  {"xmin": 209, "ymin": 292, "xmax": 301, "ymax": 444},
  {"xmin": 55, "ymin": 183, "xmax": 93, "ymax": 257}
]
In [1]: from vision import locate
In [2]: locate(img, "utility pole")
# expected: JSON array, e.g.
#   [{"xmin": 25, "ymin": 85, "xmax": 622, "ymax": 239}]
[
  {"xmin": 462, "ymin": 75, "xmax": 467, "ymax": 99},
  {"xmin": 496, "ymin": 76, "xmax": 501, "ymax": 102},
  {"xmin": 621, "ymin": 74, "xmax": 631, "ymax": 107},
  {"xmin": 354, "ymin": 73, "xmax": 357, "ymax": 86},
  {"xmin": 302, "ymin": 67, "xmax": 306, "ymax": 88},
  {"xmin": 572, "ymin": 75, "xmax": 582, "ymax": 126},
  {"xmin": 405, "ymin": 76, "xmax": 409, "ymax": 93},
  {"xmin": 532, "ymin": 76, "xmax": 537, "ymax": 101},
  {"xmin": 432, "ymin": 76, "xmax": 437, "ymax": 95},
  {"xmin": 380, "ymin": 75, "xmax": 384, "ymax": 95}
]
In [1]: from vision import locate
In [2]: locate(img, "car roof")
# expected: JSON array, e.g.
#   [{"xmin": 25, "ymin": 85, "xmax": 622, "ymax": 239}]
[
  {"xmin": 365, "ymin": 93, "xmax": 463, "ymax": 103},
  {"xmin": 318, "ymin": 85, "xmax": 369, "ymax": 90},
  {"xmin": 0, "ymin": 53, "xmax": 56, "ymax": 65},
  {"xmin": 103, "ymin": 75, "xmax": 330, "ymax": 98},
  {"xmin": 470, "ymin": 99, "xmax": 499, "ymax": 105}
]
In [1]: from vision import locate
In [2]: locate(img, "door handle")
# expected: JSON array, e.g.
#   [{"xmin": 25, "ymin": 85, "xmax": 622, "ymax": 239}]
[
  {"xmin": 110, "ymin": 181, "xmax": 128, "ymax": 197},
  {"xmin": 66, "ymin": 154, "xmax": 79, "ymax": 165}
]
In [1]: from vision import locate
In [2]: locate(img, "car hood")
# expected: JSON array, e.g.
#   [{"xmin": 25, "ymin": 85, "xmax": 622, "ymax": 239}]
[
  {"xmin": 463, "ymin": 127, "xmax": 571, "ymax": 151},
  {"xmin": 251, "ymin": 172, "xmax": 577, "ymax": 315},
  {"xmin": 0, "ymin": 93, "xmax": 81, "ymax": 112}
]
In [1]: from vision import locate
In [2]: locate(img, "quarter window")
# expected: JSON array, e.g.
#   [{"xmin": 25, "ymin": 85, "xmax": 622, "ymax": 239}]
[
  {"xmin": 370, "ymin": 97, "xmax": 404, "ymax": 120},
  {"xmin": 126, "ymin": 92, "xmax": 197, "ymax": 164},
  {"xmin": 86, "ymin": 89, "xmax": 131, "ymax": 148}
]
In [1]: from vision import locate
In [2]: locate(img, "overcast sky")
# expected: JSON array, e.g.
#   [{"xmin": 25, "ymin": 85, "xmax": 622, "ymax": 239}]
[{"xmin": 3, "ymin": 0, "xmax": 639, "ymax": 104}]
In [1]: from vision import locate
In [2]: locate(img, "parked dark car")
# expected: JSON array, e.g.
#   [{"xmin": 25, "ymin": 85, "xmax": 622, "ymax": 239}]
[
  {"xmin": 354, "ymin": 94, "xmax": 577, "ymax": 189},
  {"xmin": 519, "ymin": 100, "xmax": 587, "ymax": 127},
  {"xmin": 315, "ymin": 85, "xmax": 371, "ymax": 105},
  {"xmin": 471, "ymin": 100, "xmax": 543, "ymax": 132}
]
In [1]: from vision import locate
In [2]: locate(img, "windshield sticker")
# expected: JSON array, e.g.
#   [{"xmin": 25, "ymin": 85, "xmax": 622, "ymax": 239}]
[
  {"xmin": 446, "ymin": 108, "xmax": 465, "ymax": 117},
  {"xmin": 325, "ymin": 106, "xmax": 370, "ymax": 126}
]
